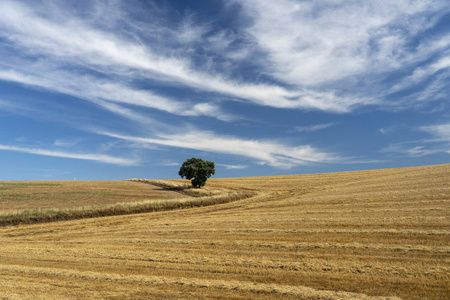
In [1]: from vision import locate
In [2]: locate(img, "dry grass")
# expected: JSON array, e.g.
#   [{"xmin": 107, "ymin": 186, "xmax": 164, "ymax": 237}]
[
  {"xmin": 0, "ymin": 180, "xmax": 186, "ymax": 210},
  {"xmin": 0, "ymin": 164, "xmax": 449, "ymax": 299},
  {"xmin": 0, "ymin": 180, "xmax": 252, "ymax": 226}
]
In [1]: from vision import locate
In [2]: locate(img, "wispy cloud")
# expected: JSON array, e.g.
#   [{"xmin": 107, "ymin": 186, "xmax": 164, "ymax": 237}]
[
  {"xmin": 0, "ymin": 0, "xmax": 381, "ymax": 113},
  {"xmin": 0, "ymin": 0, "xmax": 448, "ymax": 116},
  {"xmin": 379, "ymin": 128, "xmax": 391, "ymax": 135},
  {"xmin": 53, "ymin": 139, "xmax": 79, "ymax": 148},
  {"xmin": 382, "ymin": 144, "xmax": 444, "ymax": 157},
  {"xmin": 0, "ymin": 144, "xmax": 138, "ymax": 166},
  {"xmin": 0, "ymin": 67, "xmax": 234, "ymax": 122},
  {"xmin": 160, "ymin": 161, "xmax": 180, "ymax": 167},
  {"xmin": 237, "ymin": 0, "xmax": 449, "ymax": 85},
  {"xmin": 391, "ymin": 55, "xmax": 450, "ymax": 92},
  {"xmin": 421, "ymin": 123, "xmax": 450, "ymax": 142},
  {"xmin": 382, "ymin": 122, "xmax": 450, "ymax": 157},
  {"xmin": 295, "ymin": 123, "xmax": 335, "ymax": 133},
  {"xmin": 217, "ymin": 164, "xmax": 247, "ymax": 170},
  {"xmin": 235, "ymin": 0, "xmax": 450, "ymax": 109},
  {"xmin": 95, "ymin": 129, "xmax": 342, "ymax": 168}
]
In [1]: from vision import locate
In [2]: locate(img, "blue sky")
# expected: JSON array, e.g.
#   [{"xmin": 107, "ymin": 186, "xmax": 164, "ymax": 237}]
[{"xmin": 0, "ymin": 0, "xmax": 449, "ymax": 180}]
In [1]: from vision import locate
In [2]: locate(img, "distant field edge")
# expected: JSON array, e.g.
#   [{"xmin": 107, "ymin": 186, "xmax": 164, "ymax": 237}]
[{"xmin": 0, "ymin": 191, "xmax": 255, "ymax": 227}]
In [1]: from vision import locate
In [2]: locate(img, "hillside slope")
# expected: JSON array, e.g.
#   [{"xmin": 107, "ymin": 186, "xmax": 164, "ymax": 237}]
[{"xmin": 0, "ymin": 164, "xmax": 449, "ymax": 299}]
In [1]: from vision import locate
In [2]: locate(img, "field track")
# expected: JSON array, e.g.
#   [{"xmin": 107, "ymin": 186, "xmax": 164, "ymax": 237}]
[{"xmin": 0, "ymin": 164, "xmax": 449, "ymax": 299}]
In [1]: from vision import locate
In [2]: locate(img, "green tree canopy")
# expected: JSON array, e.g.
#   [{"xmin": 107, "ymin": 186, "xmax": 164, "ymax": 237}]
[{"xmin": 178, "ymin": 157, "xmax": 215, "ymax": 188}]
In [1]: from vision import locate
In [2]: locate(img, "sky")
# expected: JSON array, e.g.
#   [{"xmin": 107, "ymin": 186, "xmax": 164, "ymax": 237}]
[{"xmin": 0, "ymin": 0, "xmax": 449, "ymax": 180}]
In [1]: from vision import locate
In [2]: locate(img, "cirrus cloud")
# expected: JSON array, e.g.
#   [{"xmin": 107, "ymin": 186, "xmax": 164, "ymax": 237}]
[{"xmin": 0, "ymin": 144, "xmax": 139, "ymax": 166}]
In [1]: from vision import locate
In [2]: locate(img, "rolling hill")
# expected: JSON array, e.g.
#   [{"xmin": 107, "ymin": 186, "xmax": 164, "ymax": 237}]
[{"xmin": 0, "ymin": 164, "xmax": 449, "ymax": 299}]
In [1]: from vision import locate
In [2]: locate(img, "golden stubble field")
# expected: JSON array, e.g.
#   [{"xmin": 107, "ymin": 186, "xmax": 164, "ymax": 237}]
[{"xmin": 0, "ymin": 164, "xmax": 449, "ymax": 299}]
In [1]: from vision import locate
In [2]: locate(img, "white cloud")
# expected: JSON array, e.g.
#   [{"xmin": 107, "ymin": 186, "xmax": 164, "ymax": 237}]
[
  {"xmin": 0, "ymin": 0, "xmax": 378, "ymax": 113},
  {"xmin": 382, "ymin": 122, "xmax": 450, "ymax": 157},
  {"xmin": 295, "ymin": 123, "xmax": 335, "ymax": 132},
  {"xmin": 392, "ymin": 55, "xmax": 450, "ymax": 92},
  {"xmin": 95, "ymin": 130, "xmax": 342, "ymax": 168},
  {"xmin": 53, "ymin": 139, "xmax": 79, "ymax": 148},
  {"xmin": 230, "ymin": 0, "xmax": 450, "ymax": 112},
  {"xmin": 0, "ymin": 144, "xmax": 139, "ymax": 165},
  {"xmin": 160, "ymin": 161, "xmax": 180, "ymax": 167},
  {"xmin": 382, "ymin": 144, "xmax": 442, "ymax": 157},
  {"xmin": 217, "ymin": 164, "xmax": 247, "ymax": 170},
  {"xmin": 421, "ymin": 123, "xmax": 450, "ymax": 142},
  {"xmin": 236, "ymin": 0, "xmax": 450, "ymax": 87},
  {"xmin": 0, "ymin": 67, "xmax": 233, "ymax": 121},
  {"xmin": 1, "ymin": 0, "xmax": 449, "ymax": 115},
  {"xmin": 379, "ymin": 128, "xmax": 390, "ymax": 135},
  {"xmin": 411, "ymin": 56, "xmax": 450, "ymax": 83}
]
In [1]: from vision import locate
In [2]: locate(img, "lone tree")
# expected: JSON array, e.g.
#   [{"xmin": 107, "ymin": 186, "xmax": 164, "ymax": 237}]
[{"xmin": 178, "ymin": 157, "xmax": 215, "ymax": 188}]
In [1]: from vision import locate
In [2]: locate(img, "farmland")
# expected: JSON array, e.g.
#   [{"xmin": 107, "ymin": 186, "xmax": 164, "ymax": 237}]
[{"xmin": 0, "ymin": 164, "xmax": 449, "ymax": 299}]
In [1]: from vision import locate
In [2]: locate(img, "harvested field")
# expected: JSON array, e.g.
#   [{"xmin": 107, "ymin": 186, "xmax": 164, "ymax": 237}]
[
  {"xmin": 0, "ymin": 164, "xmax": 449, "ymax": 299},
  {"xmin": 0, "ymin": 180, "xmax": 251, "ymax": 226},
  {"xmin": 0, "ymin": 180, "xmax": 186, "ymax": 211}
]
